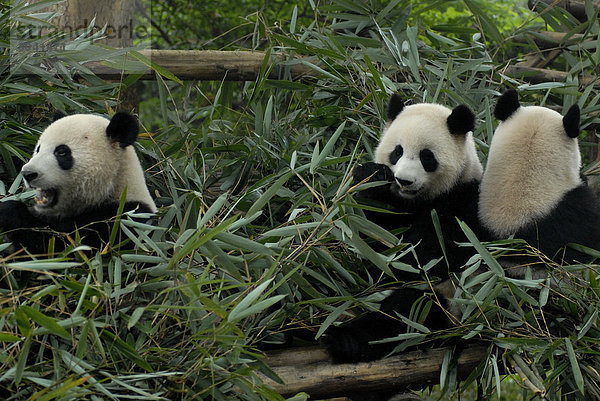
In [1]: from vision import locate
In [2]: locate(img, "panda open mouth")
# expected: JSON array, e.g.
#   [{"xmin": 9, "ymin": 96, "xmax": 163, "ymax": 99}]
[
  {"xmin": 398, "ymin": 188, "xmax": 420, "ymax": 196},
  {"xmin": 393, "ymin": 183, "xmax": 421, "ymax": 198},
  {"xmin": 33, "ymin": 188, "xmax": 58, "ymax": 208}
]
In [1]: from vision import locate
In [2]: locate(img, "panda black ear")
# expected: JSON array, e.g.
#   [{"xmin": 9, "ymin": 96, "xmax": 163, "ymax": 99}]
[
  {"xmin": 106, "ymin": 112, "xmax": 139, "ymax": 148},
  {"xmin": 494, "ymin": 89, "xmax": 520, "ymax": 121},
  {"xmin": 53, "ymin": 111, "xmax": 67, "ymax": 122},
  {"xmin": 387, "ymin": 93, "xmax": 405, "ymax": 121},
  {"xmin": 563, "ymin": 104, "xmax": 580, "ymax": 138},
  {"xmin": 447, "ymin": 104, "xmax": 475, "ymax": 136}
]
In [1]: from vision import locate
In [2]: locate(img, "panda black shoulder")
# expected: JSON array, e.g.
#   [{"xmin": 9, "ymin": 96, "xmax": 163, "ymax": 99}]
[{"xmin": 518, "ymin": 184, "xmax": 600, "ymax": 264}]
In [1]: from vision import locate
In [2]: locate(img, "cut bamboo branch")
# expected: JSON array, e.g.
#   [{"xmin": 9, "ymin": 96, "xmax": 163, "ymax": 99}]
[
  {"xmin": 87, "ymin": 49, "xmax": 314, "ymax": 81},
  {"xmin": 261, "ymin": 345, "xmax": 488, "ymax": 399}
]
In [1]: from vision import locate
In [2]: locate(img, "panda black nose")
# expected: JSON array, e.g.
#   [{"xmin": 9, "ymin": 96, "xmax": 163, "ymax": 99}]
[
  {"xmin": 22, "ymin": 170, "xmax": 38, "ymax": 182},
  {"xmin": 396, "ymin": 178, "xmax": 413, "ymax": 187}
]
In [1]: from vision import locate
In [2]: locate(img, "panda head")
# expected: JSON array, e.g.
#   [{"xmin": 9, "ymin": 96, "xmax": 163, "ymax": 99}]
[
  {"xmin": 374, "ymin": 94, "xmax": 482, "ymax": 201},
  {"xmin": 479, "ymin": 89, "xmax": 582, "ymax": 236},
  {"xmin": 21, "ymin": 112, "xmax": 156, "ymax": 217}
]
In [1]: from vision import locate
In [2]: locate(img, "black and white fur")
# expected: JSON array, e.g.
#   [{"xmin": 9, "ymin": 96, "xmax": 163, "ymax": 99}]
[
  {"xmin": 325, "ymin": 94, "xmax": 483, "ymax": 364},
  {"xmin": 0, "ymin": 112, "xmax": 156, "ymax": 255},
  {"xmin": 479, "ymin": 89, "xmax": 600, "ymax": 274}
]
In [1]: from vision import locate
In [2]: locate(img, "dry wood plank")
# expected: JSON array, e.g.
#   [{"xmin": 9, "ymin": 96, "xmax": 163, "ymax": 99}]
[
  {"xmin": 87, "ymin": 49, "xmax": 313, "ymax": 81},
  {"xmin": 261, "ymin": 345, "xmax": 488, "ymax": 399}
]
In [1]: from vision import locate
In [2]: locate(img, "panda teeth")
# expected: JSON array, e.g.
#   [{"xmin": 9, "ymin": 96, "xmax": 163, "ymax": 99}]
[
  {"xmin": 34, "ymin": 189, "xmax": 55, "ymax": 207},
  {"xmin": 34, "ymin": 193, "xmax": 48, "ymax": 205}
]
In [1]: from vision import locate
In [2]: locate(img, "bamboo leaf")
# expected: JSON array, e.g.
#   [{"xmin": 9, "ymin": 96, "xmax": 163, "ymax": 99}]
[
  {"xmin": 32, "ymin": 375, "xmax": 91, "ymax": 401},
  {"xmin": 290, "ymin": 5, "xmax": 298, "ymax": 34},
  {"xmin": 459, "ymin": 220, "xmax": 505, "ymax": 278},
  {"xmin": 247, "ymin": 172, "xmax": 293, "ymax": 216},
  {"xmin": 101, "ymin": 330, "xmax": 153, "ymax": 372},
  {"xmin": 129, "ymin": 50, "xmax": 183, "ymax": 84},
  {"xmin": 20, "ymin": 305, "xmax": 70, "ymax": 339},
  {"xmin": 565, "ymin": 337, "xmax": 585, "ymax": 395},
  {"xmin": 128, "ymin": 307, "xmax": 146, "ymax": 330},
  {"xmin": 315, "ymin": 300, "xmax": 353, "ymax": 339},
  {"xmin": 229, "ymin": 278, "xmax": 278, "ymax": 323},
  {"xmin": 440, "ymin": 348, "xmax": 452, "ymax": 390}
]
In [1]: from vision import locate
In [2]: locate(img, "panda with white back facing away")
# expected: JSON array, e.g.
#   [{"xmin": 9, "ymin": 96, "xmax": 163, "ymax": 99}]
[
  {"xmin": 0, "ymin": 111, "xmax": 156, "ymax": 255},
  {"xmin": 325, "ymin": 94, "xmax": 484, "ymax": 364},
  {"xmin": 479, "ymin": 89, "xmax": 600, "ymax": 274}
]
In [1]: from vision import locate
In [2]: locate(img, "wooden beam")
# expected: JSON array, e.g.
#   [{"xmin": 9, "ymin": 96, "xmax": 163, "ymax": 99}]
[
  {"xmin": 504, "ymin": 64, "xmax": 600, "ymax": 88},
  {"xmin": 88, "ymin": 50, "xmax": 313, "ymax": 81},
  {"xmin": 513, "ymin": 31, "xmax": 586, "ymax": 49},
  {"xmin": 261, "ymin": 345, "xmax": 488, "ymax": 399}
]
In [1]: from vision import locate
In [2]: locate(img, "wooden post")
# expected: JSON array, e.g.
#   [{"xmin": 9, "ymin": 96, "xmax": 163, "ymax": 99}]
[{"xmin": 261, "ymin": 345, "xmax": 488, "ymax": 399}]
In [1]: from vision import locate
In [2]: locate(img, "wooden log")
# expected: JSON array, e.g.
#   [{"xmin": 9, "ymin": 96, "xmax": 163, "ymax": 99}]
[
  {"xmin": 513, "ymin": 31, "xmax": 586, "ymax": 49},
  {"xmin": 504, "ymin": 64, "xmax": 600, "ymax": 88},
  {"xmin": 528, "ymin": 0, "xmax": 600, "ymax": 20},
  {"xmin": 261, "ymin": 345, "xmax": 488, "ymax": 399},
  {"xmin": 87, "ymin": 50, "xmax": 313, "ymax": 81}
]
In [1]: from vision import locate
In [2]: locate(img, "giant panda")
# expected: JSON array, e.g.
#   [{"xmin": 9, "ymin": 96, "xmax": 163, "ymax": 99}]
[
  {"xmin": 479, "ymin": 89, "xmax": 600, "ymax": 274},
  {"xmin": 324, "ymin": 94, "xmax": 484, "ymax": 364},
  {"xmin": 0, "ymin": 111, "xmax": 157, "ymax": 256}
]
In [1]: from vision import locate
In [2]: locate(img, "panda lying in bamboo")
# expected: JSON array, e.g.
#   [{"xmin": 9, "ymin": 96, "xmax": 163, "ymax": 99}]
[{"xmin": 0, "ymin": 111, "xmax": 156, "ymax": 255}]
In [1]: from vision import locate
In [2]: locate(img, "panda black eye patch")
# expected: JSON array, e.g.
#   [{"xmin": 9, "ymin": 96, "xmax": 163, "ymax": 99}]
[
  {"xmin": 54, "ymin": 144, "xmax": 73, "ymax": 170},
  {"xmin": 420, "ymin": 149, "xmax": 438, "ymax": 172},
  {"xmin": 388, "ymin": 144, "xmax": 403, "ymax": 165}
]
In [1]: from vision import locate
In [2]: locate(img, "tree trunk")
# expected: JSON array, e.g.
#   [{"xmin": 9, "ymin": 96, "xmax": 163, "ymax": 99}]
[{"xmin": 34, "ymin": 0, "xmax": 141, "ymax": 110}]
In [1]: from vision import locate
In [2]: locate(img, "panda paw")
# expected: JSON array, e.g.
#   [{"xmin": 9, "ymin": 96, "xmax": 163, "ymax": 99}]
[
  {"xmin": 323, "ymin": 325, "xmax": 376, "ymax": 364},
  {"xmin": 353, "ymin": 162, "xmax": 394, "ymax": 184},
  {"xmin": 0, "ymin": 200, "xmax": 33, "ymax": 229}
]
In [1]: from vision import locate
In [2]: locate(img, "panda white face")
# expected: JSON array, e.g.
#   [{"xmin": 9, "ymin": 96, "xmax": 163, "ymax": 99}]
[
  {"xmin": 21, "ymin": 115, "xmax": 123, "ymax": 217},
  {"xmin": 374, "ymin": 102, "xmax": 482, "ymax": 201},
  {"xmin": 479, "ymin": 90, "xmax": 582, "ymax": 236}
]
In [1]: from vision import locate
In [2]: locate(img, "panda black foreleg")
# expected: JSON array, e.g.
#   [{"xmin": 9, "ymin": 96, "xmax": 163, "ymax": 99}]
[
  {"xmin": 353, "ymin": 162, "xmax": 395, "ymax": 202},
  {"xmin": 67, "ymin": 201, "xmax": 155, "ymax": 249},
  {"xmin": 324, "ymin": 287, "xmax": 450, "ymax": 363},
  {"xmin": 0, "ymin": 200, "xmax": 53, "ymax": 254},
  {"xmin": 0, "ymin": 200, "xmax": 154, "ymax": 255}
]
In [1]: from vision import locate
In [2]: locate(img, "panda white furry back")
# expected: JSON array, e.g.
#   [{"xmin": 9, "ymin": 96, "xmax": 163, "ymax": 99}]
[
  {"xmin": 0, "ymin": 111, "xmax": 156, "ymax": 256},
  {"xmin": 479, "ymin": 89, "xmax": 600, "ymax": 272}
]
